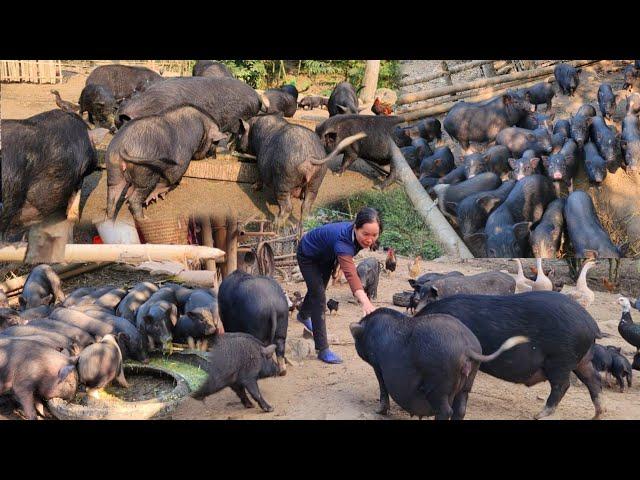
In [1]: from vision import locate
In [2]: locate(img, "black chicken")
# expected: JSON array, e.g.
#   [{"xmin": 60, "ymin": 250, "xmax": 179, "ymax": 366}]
[
  {"xmin": 618, "ymin": 297, "xmax": 640, "ymax": 352},
  {"xmin": 327, "ymin": 299, "xmax": 339, "ymax": 315}
]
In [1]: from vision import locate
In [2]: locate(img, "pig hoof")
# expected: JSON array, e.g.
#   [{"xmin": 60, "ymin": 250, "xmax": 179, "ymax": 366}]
[
  {"xmin": 242, "ymin": 401, "xmax": 255, "ymax": 409},
  {"xmin": 262, "ymin": 406, "xmax": 274, "ymax": 413}
]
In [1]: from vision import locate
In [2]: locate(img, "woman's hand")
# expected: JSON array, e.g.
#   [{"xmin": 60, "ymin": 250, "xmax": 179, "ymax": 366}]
[{"xmin": 355, "ymin": 289, "xmax": 377, "ymax": 316}]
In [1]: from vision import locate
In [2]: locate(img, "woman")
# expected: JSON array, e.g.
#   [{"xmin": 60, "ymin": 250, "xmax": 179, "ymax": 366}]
[{"xmin": 296, "ymin": 207, "xmax": 381, "ymax": 364}]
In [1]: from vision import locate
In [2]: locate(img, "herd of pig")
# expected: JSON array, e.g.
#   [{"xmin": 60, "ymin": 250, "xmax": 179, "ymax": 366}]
[
  {"xmin": 1, "ymin": 61, "xmax": 369, "ymax": 238},
  {"xmin": 2, "ymin": 257, "xmax": 640, "ymax": 420},
  {"xmin": 3, "ymin": 60, "xmax": 638, "ymax": 251},
  {"xmin": 397, "ymin": 61, "xmax": 640, "ymax": 258}
]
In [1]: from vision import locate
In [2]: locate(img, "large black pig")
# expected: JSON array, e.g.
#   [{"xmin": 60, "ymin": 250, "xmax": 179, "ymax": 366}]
[
  {"xmin": 621, "ymin": 113, "xmax": 640, "ymax": 173},
  {"xmin": 455, "ymin": 180, "xmax": 516, "ymax": 241},
  {"xmin": 78, "ymin": 84, "xmax": 118, "ymax": 130},
  {"xmin": 350, "ymin": 309, "xmax": 528, "ymax": 419},
  {"xmin": 116, "ymin": 282, "xmax": 159, "ymax": 322},
  {"xmin": 238, "ymin": 113, "xmax": 366, "ymax": 229},
  {"xmin": 327, "ymin": 82, "xmax": 360, "ymax": 116},
  {"xmin": 315, "ymin": 114, "xmax": 404, "ymax": 190},
  {"xmin": 192, "ymin": 61, "xmax": 234, "ymax": 78},
  {"xmin": 263, "ymin": 87, "xmax": 298, "ymax": 117},
  {"xmin": 1, "ymin": 110, "xmax": 107, "ymax": 239},
  {"xmin": 416, "ymin": 291, "xmax": 605, "ymax": 420},
  {"xmin": 554, "ymin": 63, "xmax": 582, "ymax": 96},
  {"xmin": 85, "ymin": 64, "xmax": 162, "ymax": 103},
  {"xmin": 443, "ymin": 93, "xmax": 533, "ymax": 152},
  {"xmin": 218, "ymin": 270, "xmax": 289, "ymax": 375},
  {"xmin": 105, "ymin": 104, "xmax": 227, "ymax": 220}
]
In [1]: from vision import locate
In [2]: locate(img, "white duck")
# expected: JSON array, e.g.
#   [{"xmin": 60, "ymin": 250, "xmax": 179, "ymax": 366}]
[
  {"xmin": 532, "ymin": 258, "xmax": 553, "ymax": 291},
  {"xmin": 513, "ymin": 259, "xmax": 533, "ymax": 292},
  {"xmin": 564, "ymin": 260, "xmax": 596, "ymax": 308}
]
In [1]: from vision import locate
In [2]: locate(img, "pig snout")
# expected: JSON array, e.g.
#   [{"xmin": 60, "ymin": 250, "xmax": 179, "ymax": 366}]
[{"xmin": 553, "ymin": 172, "xmax": 563, "ymax": 180}]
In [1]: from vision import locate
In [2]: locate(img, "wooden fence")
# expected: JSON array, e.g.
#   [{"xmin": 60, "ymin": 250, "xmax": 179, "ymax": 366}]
[{"xmin": 0, "ymin": 60, "xmax": 62, "ymax": 84}]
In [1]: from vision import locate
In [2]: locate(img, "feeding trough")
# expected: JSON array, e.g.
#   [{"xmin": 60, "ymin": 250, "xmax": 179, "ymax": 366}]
[{"xmin": 46, "ymin": 352, "xmax": 209, "ymax": 420}]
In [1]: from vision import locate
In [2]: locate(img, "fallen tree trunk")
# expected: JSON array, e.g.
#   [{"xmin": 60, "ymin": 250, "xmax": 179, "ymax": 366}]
[
  {"xmin": 397, "ymin": 59, "xmax": 597, "ymax": 106},
  {"xmin": 387, "ymin": 139, "xmax": 473, "ymax": 258},
  {"xmin": 0, "ymin": 243, "xmax": 225, "ymax": 264}
]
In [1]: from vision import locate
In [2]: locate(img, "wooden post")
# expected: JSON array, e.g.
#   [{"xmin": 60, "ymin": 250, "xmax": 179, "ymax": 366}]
[
  {"xmin": 481, "ymin": 61, "xmax": 496, "ymax": 78},
  {"xmin": 441, "ymin": 61, "xmax": 455, "ymax": 98},
  {"xmin": 212, "ymin": 214, "xmax": 228, "ymax": 278},
  {"xmin": 359, "ymin": 60, "xmax": 381, "ymax": 104},
  {"xmin": 199, "ymin": 216, "xmax": 218, "ymax": 289},
  {"xmin": 226, "ymin": 211, "xmax": 238, "ymax": 275}
]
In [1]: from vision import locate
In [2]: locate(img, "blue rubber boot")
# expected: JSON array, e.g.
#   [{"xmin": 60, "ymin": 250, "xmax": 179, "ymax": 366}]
[
  {"xmin": 318, "ymin": 348, "xmax": 343, "ymax": 364},
  {"xmin": 296, "ymin": 312, "xmax": 313, "ymax": 333}
]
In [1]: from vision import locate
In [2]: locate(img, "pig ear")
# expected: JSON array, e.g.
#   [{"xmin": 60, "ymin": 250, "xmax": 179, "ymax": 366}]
[
  {"xmin": 208, "ymin": 124, "xmax": 227, "ymax": 143},
  {"xmin": 349, "ymin": 322, "xmax": 364, "ymax": 338},
  {"xmin": 513, "ymin": 222, "xmax": 532, "ymax": 242},
  {"xmin": 337, "ymin": 105, "xmax": 349, "ymax": 113},
  {"xmin": 70, "ymin": 343, "xmax": 81, "ymax": 357},
  {"xmin": 446, "ymin": 201, "xmax": 458, "ymax": 213},
  {"xmin": 261, "ymin": 344, "xmax": 276, "ymax": 357},
  {"xmin": 408, "ymin": 279, "xmax": 417, "ymax": 289},
  {"xmin": 428, "ymin": 286, "xmax": 439, "ymax": 298},
  {"xmin": 117, "ymin": 332, "xmax": 130, "ymax": 343},
  {"xmin": 57, "ymin": 365, "xmax": 76, "ymax": 382},
  {"xmin": 530, "ymin": 157, "xmax": 540, "ymax": 169},
  {"xmin": 476, "ymin": 195, "xmax": 501, "ymax": 213},
  {"xmin": 526, "ymin": 133, "xmax": 536, "ymax": 142},
  {"xmin": 18, "ymin": 296, "xmax": 26, "ymax": 309},
  {"xmin": 547, "ymin": 113, "xmax": 556, "ymax": 122},
  {"xmin": 508, "ymin": 158, "xmax": 517, "ymax": 169},
  {"xmin": 464, "ymin": 233, "xmax": 487, "ymax": 255},
  {"xmin": 541, "ymin": 156, "xmax": 550, "ymax": 168},
  {"xmin": 170, "ymin": 304, "xmax": 179, "ymax": 326}
]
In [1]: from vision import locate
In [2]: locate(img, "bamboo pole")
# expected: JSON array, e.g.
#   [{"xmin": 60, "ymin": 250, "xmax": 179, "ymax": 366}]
[
  {"xmin": 0, "ymin": 243, "xmax": 225, "ymax": 264},
  {"xmin": 397, "ymin": 60, "xmax": 597, "ymax": 106},
  {"xmin": 226, "ymin": 212, "xmax": 238, "ymax": 275},
  {"xmin": 212, "ymin": 214, "xmax": 228, "ymax": 277},
  {"xmin": 199, "ymin": 216, "xmax": 218, "ymax": 287},
  {"xmin": 388, "ymin": 139, "xmax": 474, "ymax": 258}
]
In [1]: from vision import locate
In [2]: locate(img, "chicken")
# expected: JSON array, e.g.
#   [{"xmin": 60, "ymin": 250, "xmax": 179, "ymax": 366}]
[
  {"xmin": 564, "ymin": 260, "xmax": 595, "ymax": 308},
  {"xmin": 617, "ymin": 297, "xmax": 640, "ymax": 352},
  {"xmin": 408, "ymin": 255, "xmax": 422, "ymax": 280},
  {"xmin": 327, "ymin": 299, "xmax": 339, "ymax": 315},
  {"xmin": 385, "ymin": 248, "xmax": 397, "ymax": 274},
  {"xmin": 371, "ymin": 97, "xmax": 393, "ymax": 116},
  {"xmin": 532, "ymin": 258, "xmax": 553, "ymax": 291},
  {"xmin": 50, "ymin": 89, "xmax": 80, "ymax": 114},
  {"xmin": 602, "ymin": 277, "xmax": 618, "ymax": 294},
  {"xmin": 513, "ymin": 259, "xmax": 533, "ymax": 292},
  {"xmin": 289, "ymin": 291, "xmax": 303, "ymax": 313}
]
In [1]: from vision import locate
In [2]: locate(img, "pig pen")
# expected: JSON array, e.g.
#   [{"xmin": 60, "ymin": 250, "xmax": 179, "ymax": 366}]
[{"xmin": 398, "ymin": 60, "xmax": 640, "ymax": 258}]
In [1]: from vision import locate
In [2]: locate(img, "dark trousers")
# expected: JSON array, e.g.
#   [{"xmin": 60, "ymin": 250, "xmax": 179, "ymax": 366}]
[{"xmin": 296, "ymin": 248, "xmax": 334, "ymax": 352}]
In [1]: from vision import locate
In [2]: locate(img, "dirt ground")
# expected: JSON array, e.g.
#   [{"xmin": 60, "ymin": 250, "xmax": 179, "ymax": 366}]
[{"xmin": 1, "ymin": 255, "xmax": 639, "ymax": 420}]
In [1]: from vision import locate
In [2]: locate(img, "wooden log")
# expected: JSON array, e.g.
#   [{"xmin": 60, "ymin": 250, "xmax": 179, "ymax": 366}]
[
  {"xmin": 481, "ymin": 62, "xmax": 497, "ymax": 78},
  {"xmin": 399, "ymin": 60, "xmax": 494, "ymax": 87},
  {"xmin": 199, "ymin": 216, "xmax": 217, "ymax": 278},
  {"xmin": 226, "ymin": 211, "xmax": 238, "ymax": 275},
  {"xmin": 388, "ymin": 138, "xmax": 473, "ymax": 258},
  {"xmin": 397, "ymin": 60, "xmax": 597, "ymax": 106},
  {"xmin": 212, "ymin": 214, "xmax": 228, "ymax": 277},
  {"xmin": 397, "ymin": 76, "xmax": 545, "ymax": 115},
  {"xmin": 397, "ymin": 74, "xmax": 563, "ymax": 123},
  {"xmin": 0, "ymin": 243, "xmax": 225, "ymax": 264}
]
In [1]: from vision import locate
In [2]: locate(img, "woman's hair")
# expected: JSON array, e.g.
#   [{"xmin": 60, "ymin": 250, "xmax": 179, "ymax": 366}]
[{"xmin": 354, "ymin": 207, "xmax": 383, "ymax": 251}]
